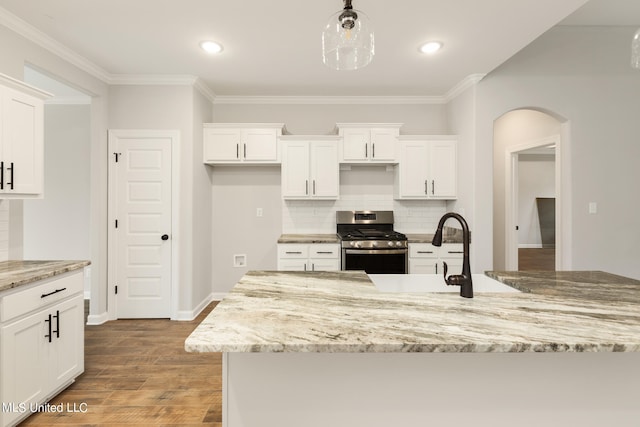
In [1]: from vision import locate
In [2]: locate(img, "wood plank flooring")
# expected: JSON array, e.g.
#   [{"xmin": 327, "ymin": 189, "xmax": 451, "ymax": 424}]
[
  {"xmin": 20, "ymin": 302, "xmax": 221, "ymax": 426},
  {"xmin": 518, "ymin": 248, "xmax": 556, "ymax": 271}
]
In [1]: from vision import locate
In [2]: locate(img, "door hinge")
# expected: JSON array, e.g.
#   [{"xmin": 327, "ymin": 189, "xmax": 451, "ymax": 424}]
[
  {"xmin": 115, "ymin": 219, "xmax": 118, "ymax": 228},
  {"xmin": 115, "ymin": 285, "xmax": 118, "ymax": 295},
  {"xmin": 114, "ymin": 152, "xmax": 122, "ymax": 162}
]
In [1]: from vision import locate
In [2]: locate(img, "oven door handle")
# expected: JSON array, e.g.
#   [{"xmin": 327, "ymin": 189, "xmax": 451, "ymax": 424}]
[{"xmin": 345, "ymin": 249, "xmax": 408, "ymax": 255}]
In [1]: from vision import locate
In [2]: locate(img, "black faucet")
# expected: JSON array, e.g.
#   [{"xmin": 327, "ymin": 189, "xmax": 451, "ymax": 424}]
[{"xmin": 432, "ymin": 212, "xmax": 473, "ymax": 298}]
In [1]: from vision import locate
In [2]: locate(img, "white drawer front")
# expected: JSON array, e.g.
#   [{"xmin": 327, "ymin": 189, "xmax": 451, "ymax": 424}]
[
  {"xmin": 277, "ymin": 244, "xmax": 309, "ymax": 259},
  {"xmin": 0, "ymin": 271, "xmax": 84, "ymax": 323},
  {"xmin": 409, "ymin": 244, "xmax": 438, "ymax": 258},
  {"xmin": 309, "ymin": 244, "xmax": 340, "ymax": 259},
  {"xmin": 439, "ymin": 244, "xmax": 464, "ymax": 258}
]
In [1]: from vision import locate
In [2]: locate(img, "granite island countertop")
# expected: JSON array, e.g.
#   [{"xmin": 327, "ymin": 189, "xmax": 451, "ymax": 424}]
[
  {"xmin": 0, "ymin": 260, "xmax": 91, "ymax": 293},
  {"xmin": 185, "ymin": 270, "xmax": 640, "ymax": 354}
]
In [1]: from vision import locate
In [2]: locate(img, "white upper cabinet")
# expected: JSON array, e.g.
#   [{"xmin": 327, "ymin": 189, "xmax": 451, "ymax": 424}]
[
  {"xmin": 395, "ymin": 136, "xmax": 457, "ymax": 200},
  {"xmin": 203, "ymin": 123, "xmax": 284, "ymax": 164},
  {"xmin": 281, "ymin": 136, "xmax": 339, "ymax": 199},
  {"xmin": 337, "ymin": 123, "xmax": 402, "ymax": 163},
  {"xmin": 0, "ymin": 74, "xmax": 50, "ymax": 198}
]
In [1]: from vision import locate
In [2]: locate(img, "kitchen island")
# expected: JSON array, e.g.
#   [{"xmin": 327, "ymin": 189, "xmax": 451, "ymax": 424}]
[{"xmin": 185, "ymin": 271, "xmax": 640, "ymax": 426}]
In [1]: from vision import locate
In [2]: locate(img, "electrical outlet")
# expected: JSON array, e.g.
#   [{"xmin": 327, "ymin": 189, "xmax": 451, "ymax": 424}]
[
  {"xmin": 233, "ymin": 254, "xmax": 247, "ymax": 267},
  {"xmin": 588, "ymin": 202, "xmax": 597, "ymax": 214},
  {"xmin": 256, "ymin": 208, "xmax": 263, "ymax": 217}
]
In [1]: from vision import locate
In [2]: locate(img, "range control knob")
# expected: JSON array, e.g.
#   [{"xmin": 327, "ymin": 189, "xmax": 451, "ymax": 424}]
[
  {"xmin": 371, "ymin": 241, "xmax": 377, "ymax": 248},
  {"xmin": 396, "ymin": 241, "xmax": 404, "ymax": 247},
  {"xmin": 388, "ymin": 241, "xmax": 394, "ymax": 247}
]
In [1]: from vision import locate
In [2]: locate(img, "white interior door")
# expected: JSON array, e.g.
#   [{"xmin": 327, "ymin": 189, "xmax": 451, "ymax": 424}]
[{"xmin": 109, "ymin": 130, "xmax": 174, "ymax": 318}]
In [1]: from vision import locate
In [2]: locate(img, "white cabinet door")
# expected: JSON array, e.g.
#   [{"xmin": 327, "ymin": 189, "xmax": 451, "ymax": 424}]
[
  {"xmin": 429, "ymin": 141, "xmax": 457, "ymax": 199},
  {"xmin": 281, "ymin": 141, "xmax": 310, "ymax": 198},
  {"xmin": 243, "ymin": 128, "xmax": 278, "ymax": 161},
  {"xmin": 277, "ymin": 244, "xmax": 341, "ymax": 272},
  {"xmin": 203, "ymin": 128, "xmax": 241, "ymax": 162},
  {"xmin": 339, "ymin": 125, "xmax": 401, "ymax": 163},
  {"xmin": 310, "ymin": 142, "xmax": 338, "ymax": 199},
  {"xmin": 370, "ymin": 129, "xmax": 397, "ymax": 161},
  {"xmin": 0, "ymin": 84, "xmax": 45, "ymax": 197},
  {"xmin": 49, "ymin": 295, "xmax": 84, "ymax": 391},
  {"xmin": 281, "ymin": 139, "xmax": 338, "ymax": 200},
  {"xmin": 341, "ymin": 128, "xmax": 369, "ymax": 161},
  {"xmin": 409, "ymin": 259, "xmax": 438, "ymax": 274},
  {"xmin": 397, "ymin": 141, "xmax": 430, "ymax": 198},
  {"xmin": 203, "ymin": 124, "xmax": 283, "ymax": 164},
  {"xmin": 1, "ymin": 309, "xmax": 48, "ymax": 426},
  {"xmin": 308, "ymin": 258, "xmax": 341, "ymax": 271},
  {"xmin": 395, "ymin": 138, "xmax": 457, "ymax": 200}
]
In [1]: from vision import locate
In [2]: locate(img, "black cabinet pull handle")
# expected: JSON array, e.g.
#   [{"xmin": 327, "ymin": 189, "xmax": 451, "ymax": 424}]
[
  {"xmin": 41, "ymin": 287, "xmax": 67, "ymax": 298},
  {"xmin": 0, "ymin": 161, "xmax": 4, "ymax": 190},
  {"xmin": 244, "ymin": 143, "xmax": 246, "ymax": 159},
  {"xmin": 6, "ymin": 162, "xmax": 14, "ymax": 190},
  {"xmin": 316, "ymin": 251, "xmax": 334, "ymax": 254},
  {"xmin": 285, "ymin": 251, "xmax": 302, "ymax": 254},
  {"xmin": 45, "ymin": 314, "xmax": 52, "ymax": 343},
  {"xmin": 52, "ymin": 310, "xmax": 60, "ymax": 339}
]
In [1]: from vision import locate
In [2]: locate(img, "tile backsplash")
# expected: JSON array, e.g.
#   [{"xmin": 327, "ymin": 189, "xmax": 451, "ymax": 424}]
[{"xmin": 282, "ymin": 196, "xmax": 448, "ymax": 234}]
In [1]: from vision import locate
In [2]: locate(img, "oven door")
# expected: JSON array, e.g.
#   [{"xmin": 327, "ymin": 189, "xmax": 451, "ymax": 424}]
[{"xmin": 343, "ymin": 249, "xmax": 408, "ymax": 274}]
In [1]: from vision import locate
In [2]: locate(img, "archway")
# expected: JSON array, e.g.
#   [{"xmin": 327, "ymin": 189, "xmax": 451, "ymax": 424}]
[{"xmin": 493, "ymin": 108, "xmax": 571, "ymax": 271}]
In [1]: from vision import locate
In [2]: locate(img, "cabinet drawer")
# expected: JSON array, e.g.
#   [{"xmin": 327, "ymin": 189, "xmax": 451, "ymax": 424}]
[
  {"xmin": 0, "ymin": 271, "xmax": 83, "ymax": 323},
  {"xmin": 309, "ymin": 244, "xmax": 340, "ymax": 259},
  {"xmin": 277, "ymin": 244, "xmax": 309, "ymax": 259},
  {"xmin": 439, "ymin": 244, "xmax": 464, "ymax": 258},
  {"xmin": 409, "ymin": 244, "xmax": 438, "ymax": 258}
]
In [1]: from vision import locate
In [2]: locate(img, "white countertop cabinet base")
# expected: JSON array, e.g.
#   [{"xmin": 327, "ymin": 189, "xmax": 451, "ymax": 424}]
[
  {"xmin": 0, "ymin": 270, "xmax": 84, "ymax": 427},
  {"xmin": 277, "ymin": 244, "xmax": 341, "ymax": 272}
]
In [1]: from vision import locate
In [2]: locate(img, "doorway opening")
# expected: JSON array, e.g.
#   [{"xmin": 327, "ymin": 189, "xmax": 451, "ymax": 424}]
[
  {"xmin": 494, "ymin": 108, "xmax": 571, "ymax": 272},
  {"xmin": 508, "ymin": 140, "xmax": 557, "ymax": 271}
]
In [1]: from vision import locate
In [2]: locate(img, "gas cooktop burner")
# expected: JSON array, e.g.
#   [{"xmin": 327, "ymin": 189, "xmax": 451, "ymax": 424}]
[{"xmin": 339, "ymin": 229, "xmax": 407, "ymax": 241}]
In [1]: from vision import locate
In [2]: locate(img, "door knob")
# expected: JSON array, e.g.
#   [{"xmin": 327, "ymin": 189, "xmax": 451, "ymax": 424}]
[{"xmin": 161, "ymin": 234, "xmax": 169, "ymax": 241}]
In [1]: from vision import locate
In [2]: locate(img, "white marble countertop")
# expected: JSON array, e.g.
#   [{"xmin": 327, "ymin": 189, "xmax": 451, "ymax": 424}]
[
  {"xmin": 0, "ymin": 260, "xmax": 91, "ymax": 293},
  {"xmin": 185, "ymin": 270, "xmax": 640, "ymax": 353}
]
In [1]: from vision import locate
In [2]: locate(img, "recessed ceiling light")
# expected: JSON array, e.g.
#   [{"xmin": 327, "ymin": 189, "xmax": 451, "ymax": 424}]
[
  {"xmin": 419, "ymin": 41, "xmax": 443, "ymax": 54},
  {"xmin": 200, "ymin": 40, "xmax": 223, "ymax": 54}
]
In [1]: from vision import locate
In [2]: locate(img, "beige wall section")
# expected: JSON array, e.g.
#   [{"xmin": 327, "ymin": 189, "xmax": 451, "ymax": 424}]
[{"xmin": 212, "ymin": 103, "xmax": 449, "ymax": 135}]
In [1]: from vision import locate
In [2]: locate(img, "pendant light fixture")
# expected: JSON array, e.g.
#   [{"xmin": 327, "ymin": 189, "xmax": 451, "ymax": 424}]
[
  {"xmin": 632, "ymin": 27, "xmax": 640, "ymax": 69},
  {"xmin": 322, "ymin": 0, "xmax": 374, "ymax": 71}
]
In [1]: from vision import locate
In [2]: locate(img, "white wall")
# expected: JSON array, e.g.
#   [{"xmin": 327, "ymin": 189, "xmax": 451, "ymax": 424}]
[
  {"xmin": 518, "ymin": 154, "xmax": 555, "ymax": 247},
  {"xmin": 478, "ymin": 26, "xmax": 640, "ymax": 279},
  {"xmin": 23, "ymin": 105, "xmax": 91, "ymax": 260}
]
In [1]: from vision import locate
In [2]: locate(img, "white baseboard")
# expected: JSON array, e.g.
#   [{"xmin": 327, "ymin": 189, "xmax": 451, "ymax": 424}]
[
  {"xmin": 211, "ymin": 292, "xmax": 226, "ymax": 301},
  {"xmin": 518, "ymin": 244, "xmax": 543, "ymax": 249},
  {"xmin": 86, "ymin": 311, "xmax": 109, "ymax": 325},
  {"xmin": 173, "ymin": 293, "xmax": 216, "ymax": 321}
]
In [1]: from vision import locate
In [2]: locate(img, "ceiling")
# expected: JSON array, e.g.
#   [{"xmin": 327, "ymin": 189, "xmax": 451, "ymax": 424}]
[{"xmin": 1, "ymin": 0, "xmax": 638, "ymax": 98}]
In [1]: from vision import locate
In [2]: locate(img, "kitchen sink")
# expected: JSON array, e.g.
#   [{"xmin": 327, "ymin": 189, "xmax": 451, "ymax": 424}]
[{"xmin": 369, "ymin": 274, "xmax": 520, "ymax": 293}]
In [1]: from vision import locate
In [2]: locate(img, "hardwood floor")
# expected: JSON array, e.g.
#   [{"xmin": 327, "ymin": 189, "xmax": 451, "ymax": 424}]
[
  {"xmin": 518, "ymin": 248, "xmax": 555, "ymax": 271},
  {"xmin": 20, "ymin": 302, "xmax": 221, "ymax": 426}
]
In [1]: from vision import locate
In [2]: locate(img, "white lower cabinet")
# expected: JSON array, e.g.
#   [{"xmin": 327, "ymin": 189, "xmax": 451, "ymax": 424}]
[
  {"xmin": 408, "ymin": 243, "xmax": 463, "ymax": 274},
  {"xmin": 0, "ymin": 270, "xmax": 84, "ymax": 427},
  {"xmin": 277, "ymin": 244, "xmax": 341, "ymax": 272}
]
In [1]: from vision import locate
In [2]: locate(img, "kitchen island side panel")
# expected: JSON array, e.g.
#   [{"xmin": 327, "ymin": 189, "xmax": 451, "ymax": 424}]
[{"xmin": 224, "ymin": 352, "xmax": 640, "ymax": 427}]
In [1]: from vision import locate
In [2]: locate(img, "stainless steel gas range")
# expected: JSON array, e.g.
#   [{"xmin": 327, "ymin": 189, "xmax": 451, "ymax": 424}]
[{"xmin": 336, "ymin": 210, "xmax": 408, "ymax": 274}]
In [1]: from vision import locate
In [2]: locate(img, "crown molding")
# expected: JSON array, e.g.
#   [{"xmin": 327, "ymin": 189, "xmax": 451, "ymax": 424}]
[
  {"xmin": 444, "ymin": 73, "xmax": 486, "ymax": 101},
  {"xmin": 108, "ymin": 74, "xmax": 198, "ymax": 86},
  {"xmin": 212, "ymin": 95, "xmax": 447, "ymax": 105},
  {"xmin": 0, "ymin": 6, "xmax": 112, "ymax": 83},
  {"xmin": 44, "ymin": 96, "xmax": 91, "ymax": 105}
]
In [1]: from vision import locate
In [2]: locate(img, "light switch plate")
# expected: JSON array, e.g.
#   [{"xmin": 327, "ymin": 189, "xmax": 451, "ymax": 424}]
[{"xmin": 588, "ymin": 202, "xmax": 597, "ymax": 214}]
